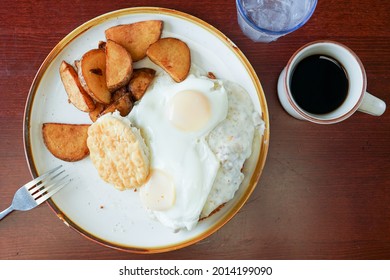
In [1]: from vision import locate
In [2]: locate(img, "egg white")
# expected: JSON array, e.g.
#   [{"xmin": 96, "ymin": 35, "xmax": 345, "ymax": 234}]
[{"xmin": 129, "ymin": 72, "xmax": 228, "ymax": 231}]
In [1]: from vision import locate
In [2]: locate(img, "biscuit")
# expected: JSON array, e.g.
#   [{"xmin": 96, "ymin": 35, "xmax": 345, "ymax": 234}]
[{"xmin": 87, "ymin": 114, "xmax": 150, "ymax": 190}]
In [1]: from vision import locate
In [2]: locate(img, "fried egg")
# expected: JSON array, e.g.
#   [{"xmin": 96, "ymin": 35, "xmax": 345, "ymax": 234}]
[{"xmin": 129, "ymin": 72, "xmax": 228, "ymax": 231}]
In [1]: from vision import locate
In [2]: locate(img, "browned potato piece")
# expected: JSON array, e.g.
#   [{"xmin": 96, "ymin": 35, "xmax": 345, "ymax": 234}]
[
  {"xmin": 105, "ymin": 39, "xmax": 133, "ymax": 92},
  {"xmin": 207, "ymin": 72, "xmax": 217, "ymax": 79},
  {"xmin": 98, "ymin": 41, "xmax": 106, "ymax": 50},
  {"xmin": 128, "ymin": 68, "xmax": 156, "ymax": 101},
  {"xmin": 111, "ymin": 87, "xmax": 128, "ymax": 102},
  {"xmin": 89, "ymin": 103, "xmax": 105, "ymax": 122},
  {"xmin": 80, "ymin": 49, "xmax": 111, "ymax": 104},
  {"xmin": 105, "ymin": 20, "xmax": 163, "ymax": 62},
  {"xmin": 59, "ymin": 61, "xmax": 95, "ymax": 112},
  {"xmin": 42, "ymin": 123, "xmax": 90, "ymax": 162},
  {"xmin": 146, "ymin": 38, "xmax": 191, "ymax": 82},
  {"xmin": 101, "ymin": 92, "xmax": 133, "ymax": 117},
  {"xmin": 89, "ymin": 88, "xmax": 130, "ymax": 122}
]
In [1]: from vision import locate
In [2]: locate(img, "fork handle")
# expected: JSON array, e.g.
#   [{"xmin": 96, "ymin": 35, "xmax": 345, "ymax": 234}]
[{"xmin": 0, "ymin": 206, "xmax": 14, "ymax": 220}]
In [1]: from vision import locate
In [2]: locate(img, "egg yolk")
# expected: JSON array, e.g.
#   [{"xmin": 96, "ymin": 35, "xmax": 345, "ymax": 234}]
[
  {"xmin": 140, "ymin": 169, "xmax": 175, "ymax": 211},
  {"xmin": 167, "ymin": 90, "xmax": 211, "ymax": 132}
]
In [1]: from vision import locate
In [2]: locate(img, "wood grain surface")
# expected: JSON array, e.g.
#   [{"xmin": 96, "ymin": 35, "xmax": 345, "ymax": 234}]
[{"xmin": 0, "ymin": 0, "xmax": 389, "ymax": 260}]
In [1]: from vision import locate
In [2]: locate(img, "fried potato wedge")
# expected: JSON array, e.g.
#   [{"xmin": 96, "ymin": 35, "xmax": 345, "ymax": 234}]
[
  {"xmin": 101, "ymin": 92, "xmax": 133, "ymax": 117},
  {"xmin": 42, "ymin": 123, "xmax": 90, "ymax": 162},
  {"xmin": 89, "ymin": 103, "xmax": 105, "ymax": 122},
  {"xmin": 106, "ymin": 39, "xmax": 133, "ymax": 92},
  {"xmin": 146, "ymin": 38, "xmax": 190, "ymax": 82},
  {"xmin": 98, "ymin": 41, "xmax": 106, "ymax": 50},
  {"xmin": 105, "ymin": 20, "xmax": 163, "ymax": 62},
  {"xmin": 128, "ymin": 68, "xmax": 156, "ymax": 101},
  {"xmin": 111, "ymin": 87, "xmax": 128, "ymax": 102},
  {"xmin": 89, "ymin": 88, "xmax": 131, "ymax": 122},
  {"xmin": 80, "ymin": 49, "xmax": 111, "ymax": 104},
  {"xmin": 59, "ymin": 61, "xmax": 95, "ymax": 112}
]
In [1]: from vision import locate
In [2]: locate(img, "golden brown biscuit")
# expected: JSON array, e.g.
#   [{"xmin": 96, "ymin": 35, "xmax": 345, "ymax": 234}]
[{"xmin": 87, "ymin": 114, "xmax": 150, "ymax": 190}]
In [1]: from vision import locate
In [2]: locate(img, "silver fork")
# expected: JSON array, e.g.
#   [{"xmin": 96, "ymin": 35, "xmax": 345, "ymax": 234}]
[{"xmin": 0, "ymin": 165, "xmax": 71, "ymax": 220}]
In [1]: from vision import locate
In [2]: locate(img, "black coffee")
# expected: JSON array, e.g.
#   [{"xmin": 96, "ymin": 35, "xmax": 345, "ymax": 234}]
[{"xmin": 290, "ymin": 55, "xmax": 349, "ymax": 114}]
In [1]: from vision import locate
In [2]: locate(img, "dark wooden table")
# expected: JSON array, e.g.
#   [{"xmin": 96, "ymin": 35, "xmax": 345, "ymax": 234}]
[{"xmin": 0, "ymin": 0, "xmax": 389, "ymax": 260}]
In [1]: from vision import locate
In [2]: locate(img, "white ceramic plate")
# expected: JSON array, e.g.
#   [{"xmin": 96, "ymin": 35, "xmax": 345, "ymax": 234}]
[{"xmin": 24, "ymin": 7, "xmax": 269, "ymax": 253}]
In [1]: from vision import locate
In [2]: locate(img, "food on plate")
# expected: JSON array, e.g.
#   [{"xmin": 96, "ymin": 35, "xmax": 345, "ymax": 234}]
[
  {"xmin": 201, "ymin": 80, "xmax": 263, "ymax": 218},
  {"xmin": 128, "ymin": 69, "xmax": 263, "ymax": 231},
  {"xmin": 128, "ymin": 68, "xmax": 156, "ymax": 101},
  {"xmin": 98, "ymin": 41, "xmax": 106, "ymax": 50},
  {"xmin": 59, "ymin": 61, "xmax": 95, "ymax": 112},
  {"xmin": 88, "ymin": 88, "xmax": 133, "ymax": 122},
  {"xmin": 87, "ymin": 113, "xmax": 150, "ymax": 190},
  {"xmin": 146, "ymin": 38, "xmax": 191, "ymax": 82},
  {"xmin": 101, "ymin": 92, "xmax": 133, "ymax": 117},
  {"xmin": 79, "ymin": 49, "xmax": 111, "ymax": 104},
  {"xmin": 51, "ymin": 18, "xmax": 264, "ymax": 232},
  {"xmin": 42, "ymin": 123, "xmax": 90, "ymax": 162},
  {"xmin": 89, "ymin": 103, "xmax": 105, "ymax": 122},
  {"xmin": 105, "ymin": 20, "xmax": 163, "ymax": 62},
  {"xmin": 110, "ymin": 86, "xmax": 128, "ymax": 101},
  {"xmin": 105, "ymin": 39, "xmax": 133, "ymax": 92},
  {"xmin": 207, "ymin": 72, "xmax": 217, "ymax": 80},
  {"xmin": 60, "ymin": 19, "xmax": 164, "ymax": 120},
  {"xmin": 129, "ymin": 71, "xmax": 228, "ymax": 231}
]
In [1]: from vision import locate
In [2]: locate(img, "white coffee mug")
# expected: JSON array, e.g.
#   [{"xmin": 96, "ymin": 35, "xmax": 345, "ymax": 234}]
[{"xmin": 277, "ymin": 41, "xmax": 386, "ymax": 124}]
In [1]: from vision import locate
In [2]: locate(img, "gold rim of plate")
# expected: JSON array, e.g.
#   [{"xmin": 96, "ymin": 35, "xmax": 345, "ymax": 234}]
[{"xmin": 23, "ymin": 7, "xmax": 270, "ymax": 254}]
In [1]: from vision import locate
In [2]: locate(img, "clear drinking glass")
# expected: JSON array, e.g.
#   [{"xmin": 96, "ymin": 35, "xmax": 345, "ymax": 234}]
[{"xmin": 236, "ymin": 0, "xmax": 318, "ymax": 43}]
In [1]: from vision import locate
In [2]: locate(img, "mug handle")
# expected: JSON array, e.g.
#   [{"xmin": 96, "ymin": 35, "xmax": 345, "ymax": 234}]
[{"xmin": 357, "ymin": 92, "xmax": 386, "ymax": 116}]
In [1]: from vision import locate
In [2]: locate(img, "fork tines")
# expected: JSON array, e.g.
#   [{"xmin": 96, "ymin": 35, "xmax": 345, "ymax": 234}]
[{"xmin": 26, "ymin": 165, "xmax": 72, "ymax": 204}]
